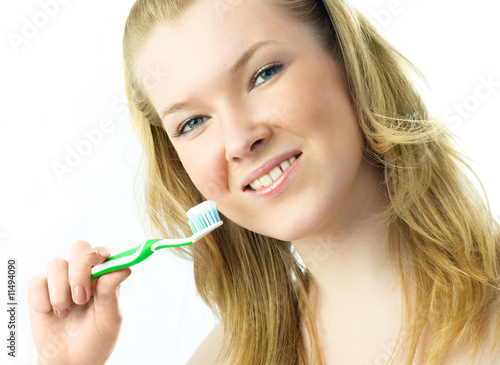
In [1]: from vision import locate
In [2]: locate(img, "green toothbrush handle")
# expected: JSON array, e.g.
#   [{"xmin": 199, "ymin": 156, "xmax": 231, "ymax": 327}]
[{"xmin": 90, "ymin": 239, "xmax": 162, "ymax": 280}]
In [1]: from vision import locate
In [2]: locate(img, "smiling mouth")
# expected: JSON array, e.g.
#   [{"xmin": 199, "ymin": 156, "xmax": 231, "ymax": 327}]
[{"xmin": 245, "ymin": 154, "xmax": 301, "ymax": 191}]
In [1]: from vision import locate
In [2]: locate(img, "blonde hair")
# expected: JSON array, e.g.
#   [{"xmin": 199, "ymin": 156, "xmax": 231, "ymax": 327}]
[{"xmin": 122, "ymin": 0, "xmax": 500, "ymax": 364}]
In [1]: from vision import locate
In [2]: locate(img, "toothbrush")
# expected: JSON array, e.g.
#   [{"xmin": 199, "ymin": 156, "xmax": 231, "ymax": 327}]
[{"xmin": 91, "ymin": 200, "xmax": 222, "ymax": 280}]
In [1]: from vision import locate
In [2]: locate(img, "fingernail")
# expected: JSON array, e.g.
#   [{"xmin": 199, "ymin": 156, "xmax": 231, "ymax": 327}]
[
  {"xmin": 58, "ymin": 308, "xmax": 69, "ymax": 319},
  {"xmin": 73, "ymin": 286, "xmax": 87, "ymax": 305},
  {"xmin": 87, "ymin": 249, "xmax": 99, "ymax": 256}
]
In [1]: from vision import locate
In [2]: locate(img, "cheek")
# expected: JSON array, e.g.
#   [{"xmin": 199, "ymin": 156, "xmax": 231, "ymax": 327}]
[{"xmin": 177, "ymin": 142, "xmax": 228, "ymax": 200}]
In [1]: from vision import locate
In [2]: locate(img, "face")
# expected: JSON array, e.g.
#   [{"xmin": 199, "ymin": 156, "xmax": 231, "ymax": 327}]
[{"xmin": 138, "ymin": 0, "xmax": 378, "ymax": 242}]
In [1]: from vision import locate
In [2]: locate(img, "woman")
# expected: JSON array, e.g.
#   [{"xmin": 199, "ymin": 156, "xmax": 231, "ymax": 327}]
[{"xmin": 28, "ymin": 0, "xmax": 500, "ymax": 364}]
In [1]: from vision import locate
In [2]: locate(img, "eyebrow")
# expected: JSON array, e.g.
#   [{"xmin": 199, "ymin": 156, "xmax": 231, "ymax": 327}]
[{"xmin": 161, "ymin": 40, "xmax": 280, "ymax": 120}]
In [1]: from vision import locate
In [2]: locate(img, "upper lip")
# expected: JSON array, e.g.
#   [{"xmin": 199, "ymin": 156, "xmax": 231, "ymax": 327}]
[{"xmin": 241, "ymin": 150, "xmax": 302, "ymax": 191}]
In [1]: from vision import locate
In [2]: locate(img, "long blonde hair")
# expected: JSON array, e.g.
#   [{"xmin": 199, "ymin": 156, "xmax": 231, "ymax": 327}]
[{"xmin": 122, "ymin": 0, "xmax": 500, "ymax": 363}]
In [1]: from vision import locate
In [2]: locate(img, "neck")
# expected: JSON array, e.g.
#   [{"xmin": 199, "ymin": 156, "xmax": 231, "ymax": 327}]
[
  {"xmin": 292, "ymin": 161, "xmax": 405, "ymax": 361},
  {"xmin": 292, "ymin": 160, "xmax": 398, "ymax": 309}
]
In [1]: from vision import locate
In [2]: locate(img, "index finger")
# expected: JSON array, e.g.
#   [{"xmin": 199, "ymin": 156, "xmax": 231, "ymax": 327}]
[{"xmin": 68, "ymin": 240, "xmax": 92, "ymax": 305}]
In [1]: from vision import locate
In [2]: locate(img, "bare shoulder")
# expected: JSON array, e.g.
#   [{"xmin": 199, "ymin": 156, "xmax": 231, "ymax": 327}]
[{"xmin": 186, "ymin": 323, "xmax": 229, "ymax": 365}]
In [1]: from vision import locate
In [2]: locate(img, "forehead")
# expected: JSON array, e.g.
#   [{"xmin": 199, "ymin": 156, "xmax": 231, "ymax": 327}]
[
  {"xmin": 136, "ymin": 0, "xmax": 310, "ymax": 106},
  {"xmin": 139, "ymin": 0, "xmax": 288, "ymax": 64}
]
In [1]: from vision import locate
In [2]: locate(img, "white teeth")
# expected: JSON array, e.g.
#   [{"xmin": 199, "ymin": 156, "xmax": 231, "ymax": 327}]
[
  {"xmin": 259, "ymin": 174, "xmax": 273, "ymax": 187},
  {"xmin": 249, "ymin": 179, "xmax": 263, "ymax": 190},
  {"xmin": 269, "ymin": 166, "xmax": 282, "ymax": 181},
  {"xmin": 248, "ymin": 156, "xmax": 298, "ymax": 191},
  {"xmin": 280, "ymin": 160, "xmax": 290, "ymax": 171}
]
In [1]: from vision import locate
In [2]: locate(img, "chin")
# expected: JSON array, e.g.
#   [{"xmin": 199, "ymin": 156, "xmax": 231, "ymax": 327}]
[{"xmin": 256, "ymin": 212, "xmax": 332, "ymax": 243}]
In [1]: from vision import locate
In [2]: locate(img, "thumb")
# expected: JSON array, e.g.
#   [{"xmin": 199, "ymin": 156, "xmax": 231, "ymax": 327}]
[{"xmin": 93, "ymin": 268, "xmax": 132, "ymax": 329}]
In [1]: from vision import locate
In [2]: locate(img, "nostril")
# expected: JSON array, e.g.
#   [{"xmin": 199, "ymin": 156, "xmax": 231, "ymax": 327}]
[
  {"xmin": 225, "ymin": 126, "xmax": 272, "ymax": 160},
  {"xmin": 250, "ymin": 139, "xmax": 264, "ymax": 151}
]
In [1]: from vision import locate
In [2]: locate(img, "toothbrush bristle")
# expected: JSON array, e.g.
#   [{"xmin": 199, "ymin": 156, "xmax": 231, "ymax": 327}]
[{"xmin": 186, "ymin": 201, "xmax": 222, "ymax": 234}]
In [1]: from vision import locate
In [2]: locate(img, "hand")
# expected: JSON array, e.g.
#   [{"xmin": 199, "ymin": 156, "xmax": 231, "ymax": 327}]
[{"xmin": 28, "ymin": 240, "xmax": 132, "ymax": 365}]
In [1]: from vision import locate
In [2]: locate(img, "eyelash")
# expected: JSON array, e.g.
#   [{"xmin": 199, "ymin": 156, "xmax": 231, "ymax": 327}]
[
  {"xmin": 174, "ymin": 61, "xmax": 285, "ymax": 138},
  {"xmin": 250, "ymin": 62, "xmax": 285, "ymax": 89}
]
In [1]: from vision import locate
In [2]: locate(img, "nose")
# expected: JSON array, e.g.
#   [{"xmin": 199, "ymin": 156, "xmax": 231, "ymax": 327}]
[{"xmin": 221, "ymin": 106, "xmax": 272, "ymax": 162}]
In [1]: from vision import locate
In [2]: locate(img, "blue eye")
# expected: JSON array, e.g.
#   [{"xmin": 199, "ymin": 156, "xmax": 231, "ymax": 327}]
[
  {"xmin": 176, "ymin": 116, "xmax": 207, "ymax": 137},
  {"xmin": 252, "ymin": 62, "xmax": 284, "ymax": 88},
  {"xmin": 174, "ymin": 62, "xmax": 285, "ymax": 138}
]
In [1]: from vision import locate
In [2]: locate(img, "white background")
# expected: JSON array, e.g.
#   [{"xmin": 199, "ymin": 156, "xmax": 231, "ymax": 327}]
[{"xmin": 0, "ymin": 0, "xmax": 499, "ymax": 364}]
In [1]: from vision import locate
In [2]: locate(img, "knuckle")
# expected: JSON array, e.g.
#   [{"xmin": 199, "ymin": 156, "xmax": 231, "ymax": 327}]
[
  {"xmin": 68, "ymin": 263, "xmax": 91, "ymax": 283},
  {"xmin": 28, "ymin": 276, "xmax": 46, "ymax": 291},
  {"xmin": 72, "ymin": 240, "xmax": 91, "ymax": 251},
  {"xmin": 47, "ymin": 258, "xmax": 68, "ymax": 272},
  {"xmin": 27, "ymin": 277, "xmax": 46, "ymax": 305},
  {"xmin": 27, "ymin": 277, "xmax": 49, "ymax": 311},
  {"xmin": 50, "ymin": 298, "xmax": 69, "ymax": 310}
]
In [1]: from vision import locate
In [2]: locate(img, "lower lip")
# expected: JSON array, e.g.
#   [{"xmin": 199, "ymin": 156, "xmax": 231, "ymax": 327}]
[{"xmin": 246, "ymin": 154, "xmax": 302, "ymax": 199}]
